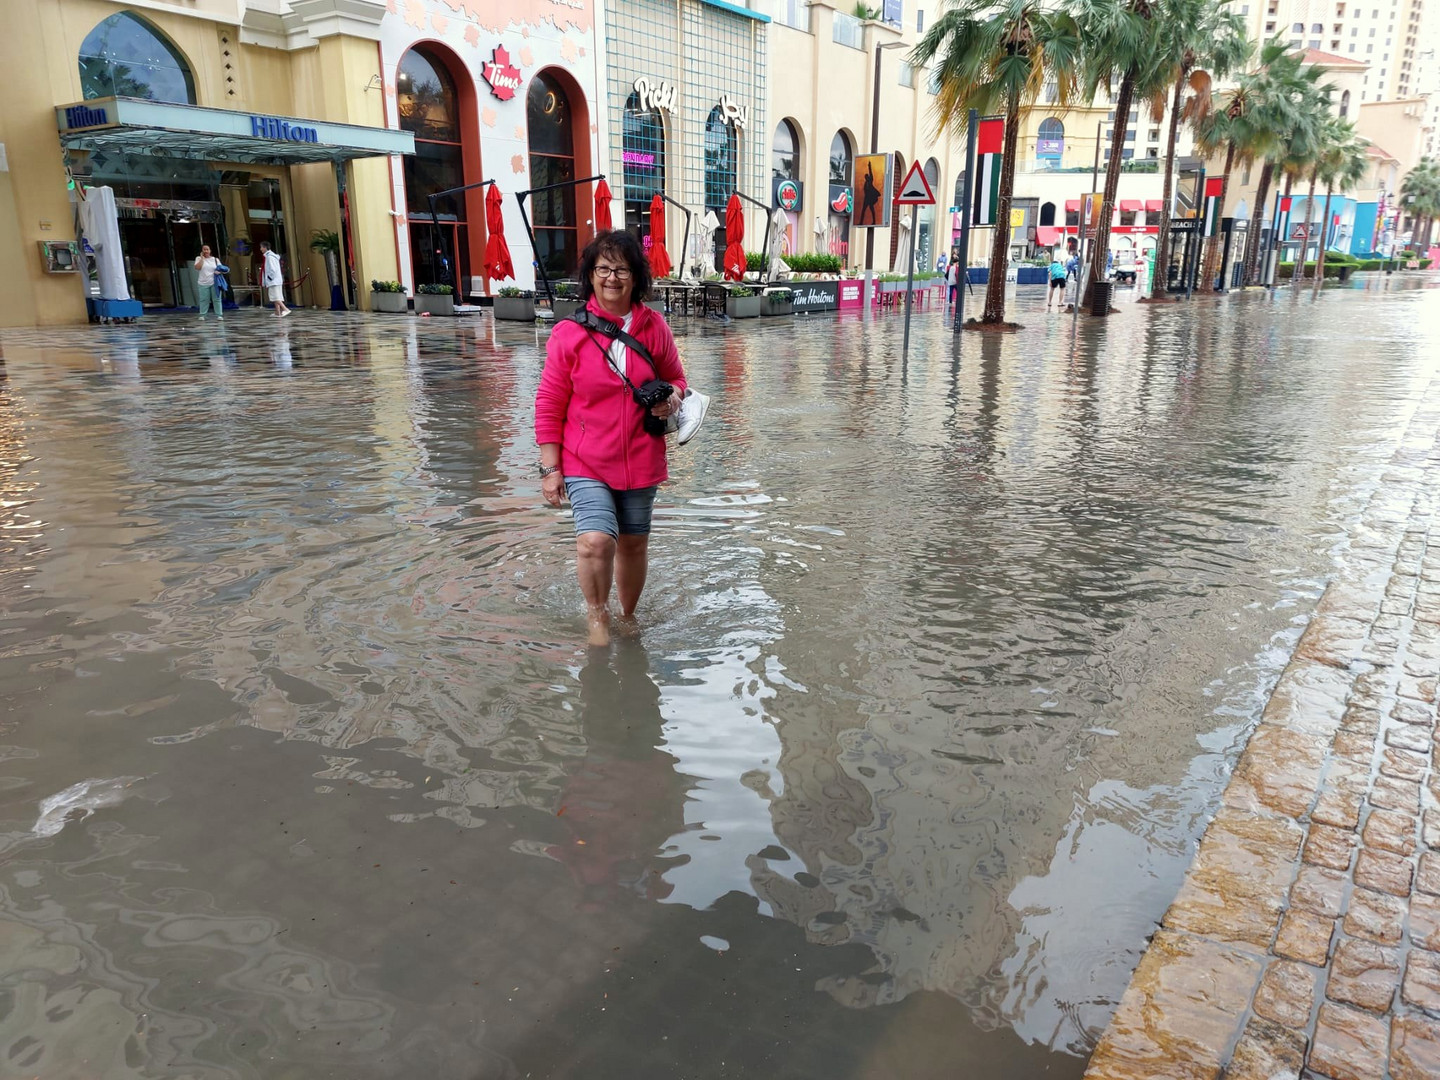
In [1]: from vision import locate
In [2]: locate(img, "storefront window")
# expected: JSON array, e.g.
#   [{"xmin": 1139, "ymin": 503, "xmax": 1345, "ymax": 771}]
[
  {"xmin": 888, "ymin": 152, "xmax": 907, "ymax": 270},
  {"xmin": 623, "ymin": 91, "xmax": 666, "ymax": 239},
  {"xmin": 705, "ymin": 106, "xmax": 738, "ymax": 264},
  {"xmin": 917, "ymin": 158, "xmax": 940, "ymax": 273},
  {"xmin": 79, "ymin": 12, "xmax": 195, "ymax": 105},
  {"xmin": 827, "ymin": 131, "xmax": 852, "ymax": 260},
  {"xmin": 528, "ymin": 71, "xmax": 578, "ymax": 277},
  {"xmin": 773, "ymin": 120, "xmax": 799, "ymax": 181},
  {"xmin": 398, "ymin": 46, "xmax": 469, "ymax": 289}
]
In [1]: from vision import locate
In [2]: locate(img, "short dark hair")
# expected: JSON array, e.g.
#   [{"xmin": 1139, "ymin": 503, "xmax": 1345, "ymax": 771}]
[
  {"xmin": 260, "ymin": 240, "xmax": 271, "ymax": 251},
  {"xmin": 577, "ymin": 230, "xmax": 652, "ymax": 304}
]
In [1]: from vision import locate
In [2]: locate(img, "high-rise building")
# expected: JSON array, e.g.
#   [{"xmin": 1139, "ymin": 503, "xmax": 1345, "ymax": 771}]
[{"xmin": 1246, "ymin": 0, "xmax": 1428, "ymax": 103}]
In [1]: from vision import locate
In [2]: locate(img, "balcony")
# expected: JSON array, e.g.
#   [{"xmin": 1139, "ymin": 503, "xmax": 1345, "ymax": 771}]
[
  {"xmin": 752, "ymin": 0, "xmax": 810, "ymax": 32},
  {"xmin": 832, "ymin": 11, "xmax": 864, "ymax": 49}
]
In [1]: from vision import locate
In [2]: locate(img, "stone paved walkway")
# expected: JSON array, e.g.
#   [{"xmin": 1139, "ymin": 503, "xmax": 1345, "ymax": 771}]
[{"xmin": 1085, "ymin": 380, "xmax": 1440, "ymax": 1080}]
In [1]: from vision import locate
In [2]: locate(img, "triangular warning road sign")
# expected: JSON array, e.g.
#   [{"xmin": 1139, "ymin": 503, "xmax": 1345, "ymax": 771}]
[{"xmin": 895, "ymin": 161, "xmax": 936, "ymax": 205}]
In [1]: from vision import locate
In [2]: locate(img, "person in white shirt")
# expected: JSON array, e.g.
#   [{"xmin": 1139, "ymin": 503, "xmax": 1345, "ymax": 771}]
[
  {"xmin": 260, "ymin": 240, "xmax": 290, "ymax": 318},
  {"xmin": 193, "ymin": 245, "xmax": 223, "ymax": 320}
]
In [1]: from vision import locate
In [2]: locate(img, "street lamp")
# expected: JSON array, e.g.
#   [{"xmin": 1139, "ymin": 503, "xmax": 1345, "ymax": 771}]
[{"xmin": 863, "ymin": 40, "xmax": 906, "ymax": 311}]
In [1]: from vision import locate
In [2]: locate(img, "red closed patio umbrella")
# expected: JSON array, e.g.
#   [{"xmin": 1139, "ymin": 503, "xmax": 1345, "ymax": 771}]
[
  {"xmin": 722, "ymin": 193, "xmax": 746, "ymax": 282},
  {"xmin": 594, "ymin": 178, "xmax": 613, "ymax": 233},
  {"xmin": 483, "ymin": 184, "xmax": 514, "ymax": 282},
  {"xmin": 648, "ymin": 193, "xmax": 671, "ymax": 279}
]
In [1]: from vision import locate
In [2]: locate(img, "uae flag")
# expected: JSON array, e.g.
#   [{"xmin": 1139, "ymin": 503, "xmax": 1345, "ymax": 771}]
[
  {"xmin": 1202, "ymin": 177, "xmax": 1224, "ymax": 237},
  {"xmin": 970, "ymin": 117, "xmax": 1003, "ymax": 227},
  {"xmin": 1273, "ymin": 194, "xmax": 1293, "ymax": 243}
]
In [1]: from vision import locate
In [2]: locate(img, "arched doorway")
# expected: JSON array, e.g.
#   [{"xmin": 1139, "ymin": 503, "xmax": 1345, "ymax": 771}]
[
  {"xmin": 527, "ymin": 70, "xmax": 582, "ymax": 278},
  {"xmin": 80, "ymin": 11, "xmax": 195, "ymax": 104},
  {"xmin": 916, "ymin": 158, "xmax": 941, "ymax": 273},
  {"xmin": 827, "ymin": 130, "xmax": 853, "ymax": 262},
  {"xmin": 888, "ymin": 151, "xmax": 907, "ymax": 270},
  {"xmin": 398, "ymin": 44, "xmax": 481, "ymax": 291},
  {"xmin": 705, "ymin": 106, "xmax": 738, "ymax": 267},
  {"xmin": 772, "ymin": 119, "xmax": 801, "ymax": 255},
  {"xmin": 622, "ymin": 90, "xmax": 666, "ymax": 242}
]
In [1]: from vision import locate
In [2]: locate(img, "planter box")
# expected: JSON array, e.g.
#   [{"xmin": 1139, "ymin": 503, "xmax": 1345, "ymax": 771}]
[
  {"xmin": 967, "ymin": 267, "xmax": 989, "ymax": 285},
  {"xmin": 494, "ymin": 296, "xmax": 536, "ymax": 321},
  {"xmin": 551, "ymin": 298, "xmax": 581, "ymax": 319},
  {"xmin": 725, "ymin": 294, "xmax": 761, "ymax": 319},
  {"xmin": 370, "ymin": 291, "xmax": 408, "ymax": 314},
  {"xmin": 761, "ymin": 294, "xmax": 793, "ymax": 316},
  {"xmin": 790, "ymin": 281, "xmax": 839, "ymax": 312},
  {"xmin": 1016, "ymin": 267, "xmax": 1048, "ymax": 285},
  {"xmin": 415, "ymin": 292, "xmax": 454, "ymax": 316},
  {"xmin": 645, "ymin": 299, "xmax": 666, "ymax": 313}
]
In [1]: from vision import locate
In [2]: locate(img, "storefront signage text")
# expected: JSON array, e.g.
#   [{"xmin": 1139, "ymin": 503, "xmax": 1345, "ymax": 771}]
[
  {"xmin": 774, "ymin": 178, "xmax": 801, "ymax": 212},
  {"xmin": 64, "ymin": 104, "xmax": 111, "ymax": 130},
  {"xmin": 483, "ymin": 46, "xmax": 523, "ymax": 101},
  {"xmin": 250, "ymin": 115, "xmax": 319, "ymax": 143},
  {"xmin": 790, "ymin": 282, "xmax": 839, "ymax": 311},
  {"xmin": 622, "ymin": 149, "xmax": 657, "ymax": 169},
  {"xmin": 633, "ymin": 77, "xmax": 678, "ymax": 116},
  {"xmin": 718, "ymin": 94, "xmax": 749, "ymax": 130}
]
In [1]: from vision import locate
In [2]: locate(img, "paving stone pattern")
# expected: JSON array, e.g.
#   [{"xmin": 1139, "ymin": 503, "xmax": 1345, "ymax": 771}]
[{"xmin": 1084, "ymin": 388, "xmax": 1440, "ymax": 1079}]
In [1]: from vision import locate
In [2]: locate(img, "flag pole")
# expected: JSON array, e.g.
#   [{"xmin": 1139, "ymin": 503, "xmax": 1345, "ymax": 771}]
[{"xmin": 954, "ymin": 109, "xmax": 977, "ymax": 334}]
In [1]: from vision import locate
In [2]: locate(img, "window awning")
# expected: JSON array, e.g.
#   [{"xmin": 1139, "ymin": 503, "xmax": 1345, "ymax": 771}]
[
  {"xmin": 57, "ymin": 96, "xmax": 414, "ymax": 166},
  {"xmin": 1119, "ymin": 199, "xmax": 1143, "ymax": 212},
  {"xmin": 1035, "ymin": 226, "xmax": 1063, "ymax": 246},
  {"xmin": 1064, "ymin": 199, "xmax": 1081, "ymax": 211},
  {"xmin": 1144, "ymin": 199, "xmax": 1164, "ymax": 212}
]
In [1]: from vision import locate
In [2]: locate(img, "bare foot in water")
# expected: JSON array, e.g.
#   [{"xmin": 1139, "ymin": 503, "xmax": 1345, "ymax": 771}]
[
  {"xmin": 613, "ymin": 613, "xmax": 641, "ymax": 639},
  {"xmin": 586, "ymin": 608, "xmax": 611, "ymax": 647}
]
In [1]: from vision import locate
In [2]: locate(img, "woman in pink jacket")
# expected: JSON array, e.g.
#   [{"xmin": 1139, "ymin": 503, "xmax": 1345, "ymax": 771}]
[{"xmin": 535, "ymin": 231, "xmax": 689, "ymax": 646}]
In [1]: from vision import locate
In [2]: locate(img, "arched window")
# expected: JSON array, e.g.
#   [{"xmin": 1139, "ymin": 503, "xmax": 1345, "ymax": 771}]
[
  {"xmin": 828, "ymin": 130, "xmax": 852, "ymax": 184},
  {"xmin": 1037, "ymin": 117, "xmax": 1065, "ymax": 164},
  {"xmin": 623, "ymin": 91, "xmax": 666, "ymax": 239},
  {"xmin": 888, "ymin": 151, "xmax": 907, "ymax": 270},
  {"xmin": 773, "ymin": 119, "xmax": 800, "ymax": 181},
  {"xmin": 1340, "ymin": 89, "xmax": 1351, "ymax": 117},
  {"xmin": 79, "ymin": 11, "xmax": 194, "ymax": 104},
  {"xmin": 398, "ymin": 45, "xmax": 472, "ymax": 289},
  {"xmin": 705, "ymin": 106, "xmax": 738, "ymax": 263},
  {"xmin": 528, "ymin": 71, "xmax": 579, "ymax": 277},
  {"xmin": 1039, "ymin": 201, "xmax": 1056, "ymax": 226},
  {"xmin": 917, "ymin": 158, "xmax": 941, "ymax": 272}
]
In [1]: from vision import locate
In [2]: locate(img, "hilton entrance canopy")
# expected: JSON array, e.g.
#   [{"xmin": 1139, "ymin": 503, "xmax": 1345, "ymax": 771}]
[{"xmin": 57, "ymin": 97, "xmax": 414, "ymax": 165}]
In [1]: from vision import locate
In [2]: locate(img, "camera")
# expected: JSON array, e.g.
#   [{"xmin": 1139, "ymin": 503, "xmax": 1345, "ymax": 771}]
[{"xmin": 634, "ymin": 379, "xmax": 673, "ymax": 436}]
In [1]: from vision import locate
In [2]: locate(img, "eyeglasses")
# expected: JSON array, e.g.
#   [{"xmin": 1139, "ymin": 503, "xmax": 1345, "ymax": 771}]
[{"xmin": 593, "ymin": 265, "xmax": 633, "ymax": 280}]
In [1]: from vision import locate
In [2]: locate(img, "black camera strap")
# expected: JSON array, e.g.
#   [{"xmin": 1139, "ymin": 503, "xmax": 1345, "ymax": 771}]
[{"xmin": 570, "ymin": 309, "xmax": 661, "ymax": 389}]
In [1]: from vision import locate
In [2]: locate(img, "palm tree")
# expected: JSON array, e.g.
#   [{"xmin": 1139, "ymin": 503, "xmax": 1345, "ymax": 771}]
[
  {"xmin": 1273, "ymin": 87, "xmax": 1331, "ymax": 283},
  {"xmin": 1191, "ymin": 58, "xmax": 1283, "ymax": 289},
  {"xmin": 1148, "ymin": 0, "xmax": 1251, "ymax": 299},
  {"xmin": 1400, "ymin": 158, "xmax": 1440, "ymax": 251},
  {"xmin": 1291, "ymin": 111, "xmax": 1346, "ymax": 284},
  {"xmin": 1312, "ymin": 123, "xmax": 1368, "ymax": 294},
  {"xmin": 912, "ymin": 0, "xmax": 1081, "ymax": 324},
  {"xmin": 1237, "ymin": 47, "xmax": 1329, "ymax": 286},
  {"xmin": 1070, "ymin": 0, "xmax": 1173, "ymax": 307}
]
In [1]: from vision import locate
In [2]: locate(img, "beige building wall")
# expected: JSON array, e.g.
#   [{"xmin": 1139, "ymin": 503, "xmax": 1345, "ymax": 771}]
[{"xmin": 0, "ymin": 0, "xmax": 403, "ymax": 328}]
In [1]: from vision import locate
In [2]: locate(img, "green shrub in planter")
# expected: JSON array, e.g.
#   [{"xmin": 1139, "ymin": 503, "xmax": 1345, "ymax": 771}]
[
  {"xmin": 761, "ymin": 287, "xmax": 794, "ymax": 316},
  {"xmin": 415, "ymin": 282, "xmax": 455, "ymax": 315},
  {"xmin": 494, "ymin": 286, "xmax": 536, "ymax": 321},
  {"xmin": 417, "ymin": 283, "xmax": 453, "ymax": 294},
  {"xmin": 369, "ymin": 280, "xmax": 408, "ymax": 313},
  {"xmin": 725, "ymin": 286, "xmax": 760, "ymax": 319}
]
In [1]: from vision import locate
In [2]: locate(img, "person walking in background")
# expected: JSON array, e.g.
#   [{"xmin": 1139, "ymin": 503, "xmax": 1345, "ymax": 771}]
[
  {"xmin": 534, "ymin": 231, "xmax": 690, "ymax": 648},
  {"xmin": 260, "ymin": 241, "xmax": 290, "ymax": 318},
  {"xmin": 193, "ymin": 244, "xmax": 223, "ymax": 321},
  {"xmin": 946, "ymin": 256, "xmax": 960, "ymax": 307},
  {"xmin": 1046, "ymin": 250, "xmax": 1067, "ymax": 311},
  {"xmin": 936, "ymin": 251, "xmax": 948, "ymax": 278}
]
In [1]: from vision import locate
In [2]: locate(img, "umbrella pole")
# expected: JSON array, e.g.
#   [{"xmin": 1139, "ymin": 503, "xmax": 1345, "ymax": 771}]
[
  {"xmin": 732, "ymin": 190, "xmax": 771, "ymax": 284},
  {"xmin": 516, "ymin": 195, "xmax": 551, "ymax": 304},
  {"xmin": 426, "ymin": 194, "xmax": 442, "ymax": 289},
  {"xmin": 658, "ymin": 194, "xmax": 692, "ymax": 282}
]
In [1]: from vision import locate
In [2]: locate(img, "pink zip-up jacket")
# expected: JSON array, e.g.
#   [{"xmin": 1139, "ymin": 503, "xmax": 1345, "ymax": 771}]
[{"xmin": 534, "ymin": 297, "xmax": 687, "ymax": 491}]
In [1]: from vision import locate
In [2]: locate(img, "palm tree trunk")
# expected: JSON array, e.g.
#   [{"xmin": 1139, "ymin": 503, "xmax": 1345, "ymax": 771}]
[
  {"xmin": 982, "ymin": 98, "xmax": 1022, "ymax": 324},
  {"xmin": 1201, "ymin": 141, "xmax": 1236, "ymax": 290},
  {"xmin": 1085, "ymin": 71, "xmax": 1136, "ymax": 309},
  {"xmin": 1294, "ymin": 170, "xmax": 1317, "ymax": 284},
  {"xmin": 1151, "ymin": 74, "xmax": 1186, "ymax": 300},
  {"xmin": 1312, "ymin": 184, "xmax": 1334, "ymax": 297},
  {"xmin": 1242, "ymin": 161, "xmax": 1275, "ymax": 285}
]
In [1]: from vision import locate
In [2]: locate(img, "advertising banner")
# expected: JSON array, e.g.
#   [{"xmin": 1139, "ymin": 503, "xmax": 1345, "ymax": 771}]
[{"xmin": 851, "ymin": 153, "xmax": 892, "ymax": 229}]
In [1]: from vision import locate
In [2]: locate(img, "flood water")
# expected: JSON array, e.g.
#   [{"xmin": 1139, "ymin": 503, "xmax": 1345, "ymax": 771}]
[{"xmin": 1, "ymin": 278, "xmax": 1438, "ymax": 1079}]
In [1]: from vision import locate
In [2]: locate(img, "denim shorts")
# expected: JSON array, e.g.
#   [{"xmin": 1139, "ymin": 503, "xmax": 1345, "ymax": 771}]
[{"xmin": 565, "ymin": 477, "xmax": 658, "ymax": 538}]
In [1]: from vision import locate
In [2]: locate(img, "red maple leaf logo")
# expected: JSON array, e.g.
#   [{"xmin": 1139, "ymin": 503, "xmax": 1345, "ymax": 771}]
[{"xmin": 483, "ymin": 45, "xmax": 523, "ymax": 102}]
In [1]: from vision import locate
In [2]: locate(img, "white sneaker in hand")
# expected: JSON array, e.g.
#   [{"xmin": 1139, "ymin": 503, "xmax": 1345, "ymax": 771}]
[{"xmin": 675, "ymin": 389, "xmax": 710, "ymax": 446}]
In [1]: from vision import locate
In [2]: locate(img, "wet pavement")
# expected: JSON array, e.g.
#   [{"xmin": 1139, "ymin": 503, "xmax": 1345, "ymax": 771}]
[{"xmin": 0, "ymin": 276, "xmax": 1438, "ymax": 1079}]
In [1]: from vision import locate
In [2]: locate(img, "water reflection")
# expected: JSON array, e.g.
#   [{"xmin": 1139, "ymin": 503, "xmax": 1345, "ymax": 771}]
[{"xmin": 0, "ymin": 280, "xmax": 1436, "ymax": 1076}]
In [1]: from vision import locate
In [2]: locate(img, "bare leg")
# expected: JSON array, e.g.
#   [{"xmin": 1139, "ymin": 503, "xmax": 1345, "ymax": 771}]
[
  {"xmin": 576, "ymin": 531, "xmax": 616, "ymax": 646},
  {"xmin": 614, "ymin": 534, "xmax": 650, "ymax": 618}
]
